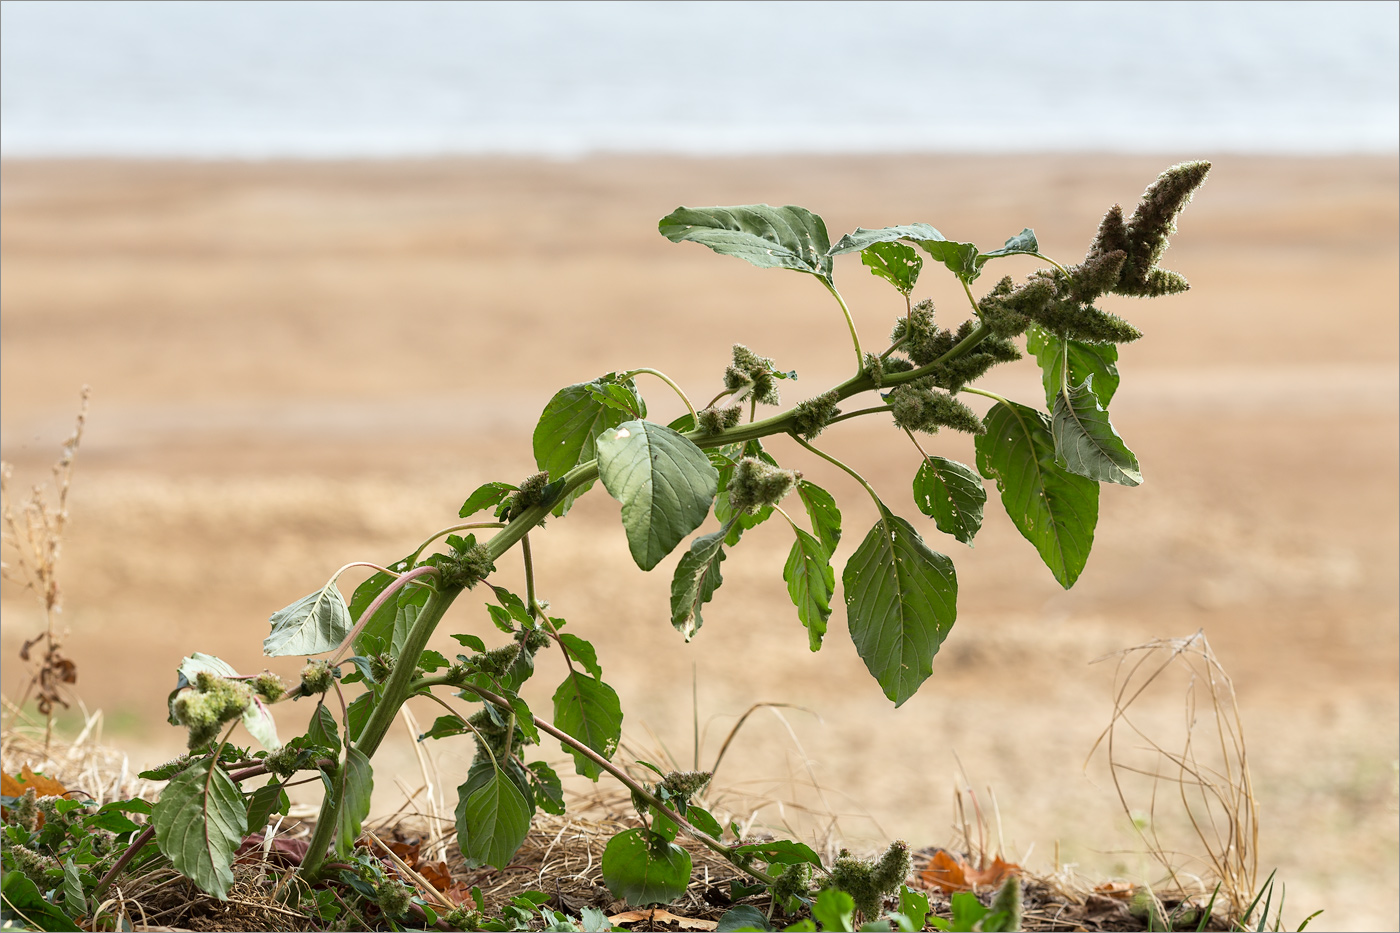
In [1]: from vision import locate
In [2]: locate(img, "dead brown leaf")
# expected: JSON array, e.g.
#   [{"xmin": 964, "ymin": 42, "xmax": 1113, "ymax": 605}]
[
  {"xmin": 918, "ymin": 848, "xmax": 1020, "ymax": 892},
  {"xmin": 609, "ymin": 908, "xmax": 719, "ymax": 930},
  {"xmin": 2, "ymin": 764, "xmax": 68, "ymax": 798}
]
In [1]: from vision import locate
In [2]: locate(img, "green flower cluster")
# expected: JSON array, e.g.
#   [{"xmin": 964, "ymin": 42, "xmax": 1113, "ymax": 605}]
[
  {"xmin": 819, "ymin": 840, "xmax": 912, "ymax": 922},
  {"xmin": 727, "ymin": 458, "xmax": 801, "ymax": 514},
  {"xmin": 696, "ymin": 403, "xmax": 743, "ymax": 435},
  {"xmin": 890, "ymin": 304, "xmax": 1021, "ymax": 392},
  {"xmin": 886, "ymin": 383, "xmax": 984, "ymax": 436},
  {"xmin": 724, "ymin": 344, "xmax": 784, "ymax": 406},
  {"xmin": 300, "ymin": 659, "xmax": 335, "ymax": 696},
  {"xmin": 791, "ymin": 390, "xmax": 841, "ymax": 440},
  {"xmin": 436, "ymin": 541, "xmax": 495, "ymax": 590},
  {"xmin": 660, "ymin": 769, "xmax": 712, "ymax": 801},
  {"xmin": 170, "ymin": 671, "xmax": 255, "ymax": 749}
]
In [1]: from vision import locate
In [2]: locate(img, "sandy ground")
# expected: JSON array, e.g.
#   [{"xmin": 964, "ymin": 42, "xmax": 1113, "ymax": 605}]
[{"xmin": 1, "ymin": 155, "xmax": 1395, "ymax": 930}]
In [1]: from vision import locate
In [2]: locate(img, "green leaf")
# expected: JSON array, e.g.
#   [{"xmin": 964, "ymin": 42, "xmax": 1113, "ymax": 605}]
[
  {"xmin": 1025, "ymin": 325, "xmax": 1120, "ymax": 409},
  {"xmin": 390, "ymin": 586, "xmax": 432, "ymax": 658},
  {"xmin": 346, "ymin": 554, "xmax": 414, "ymax": 656},
  {"xmin": 329, "ymin": 748, "xmax": 373, "ymax": 859},
  {"xmin": 813, "ymin": 888, "xmax": 856, "ymax": 932},
  {"xmin": 558, "ymin": 633, "xmax": 601, "ymax": 679},
  {"xmin": 532, "ymin": 376, "xmax": 638, "ymax": 516},
  {"xmin": 861, "ymin": 241, "xmax": 922, "ymax": 295},
  {"xmin": 796, "ymin": 480, "xmax": 842, "ymax": 556},
  {"xmin": 784, "ymin": 526, "xmax": 834, "ymax": 651},
  {"xmin": 245, "ymin": 782, "xmax": 288, "ymax": 830},
  {"xmin": 507, "ymin": 692, "xmax": 540, "ymax": 745},
  {"xmin": 828, "ymin": 223, "xmax": 946, "ymax": 255},
  {"xmin": 588, "ymin": 381, "xmax": 647, "ymax": 419},
  {"xmin": 459, "ymin": 482, "xmax": 516, "ymax": 519},
  {"xmin": 979, "ymin": 227, "xmax": 1039, "ymax": 259},
  {"xmin": 151, "ymin": 759, "xmax": 247, "ymax": 899},
  {"xmin": 552, "ymin": 673, "xmax": 622, "ymax": 780},
  {"xmin": 306, "ymin": 704, "xmax": 341, "ymax": 755},
  {"xmin": 686, "ymin": 804, "xmax": 724, "ymax": 839},
  {"xmin": 528, "ymin": 761, "xmax": 566, "ymax": 815},
  {"xmin": 596, "ymin": 420, "xmax": 719, "ymax": 571},
  {"xmin": 453, "ymin": 633, "xmax": 487, "ymax": 652},
  {"xmin": 455, "ymin": 764, "xmax": 532, "ymax": 870},
  {"xmin": 263, "ymin": 583, "xmax": 352, "ymax": 657},
  {"xmin": 733, "ymin": 839, "xmax": 823, "ymax": 867},
  {"xmin": 419, "ymin": 714, "xmax": 468, "ymax": 741},
  {"xmin": 61, "ymin": 858, "xmax": 84, "ymax": 919},
  {"xmin": 975, "ymin": 401, "xmax": 1099, "ymax": 588},
  {"xmin": 670, "ymin": 527, "xmax": 729, "ymax": 641},
  {"xmin": 918, "ymin": 238, "xmax": 983, "ymax": 282},
  {"xmin": 898, "ymin": 885, "xmax": 931, "ymax": 932},
  {"xmin": 601, "ymin": 827, "xmax": 692, "ymax": 907},
  {"xmin": 718, "ymin": 904, "xmax": 774, "ymax": 931},
  {"xmin": 1052, "ymin": 378, "xmax": 1143, "ymax": 486},
  {"xmin": 659, "ymin": 204, "xmax": 833, "ymax": 282},
  {"xmin": 912, "ymin": 456, "xmax": 986, "ymax": 546},
  {"xmin": 1, "ymin": 870, "xmax": 82, "ymax": 931},
  {"xmin": 950, "ymin": 891, "xmax": 990, "ymax": 931},
  {"xmin": 842, "ymin": 507, "xmax": 958, "ymax": 707}
]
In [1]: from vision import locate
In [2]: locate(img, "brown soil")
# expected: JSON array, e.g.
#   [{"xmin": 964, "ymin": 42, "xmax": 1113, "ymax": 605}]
[{"xmin": 2, "ymin": 154, "xmax": 1396, "ymax": 931}]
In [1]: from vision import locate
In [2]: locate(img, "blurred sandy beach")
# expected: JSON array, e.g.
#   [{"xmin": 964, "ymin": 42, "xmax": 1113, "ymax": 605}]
[{"xmin": 1, "ymin": 154, "xmax": 1396, "ymax": 929}]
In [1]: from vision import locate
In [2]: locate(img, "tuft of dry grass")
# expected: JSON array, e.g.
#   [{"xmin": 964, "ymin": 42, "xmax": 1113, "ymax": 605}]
[{"xmin": 1, "ymin": 387, "xmax": 89, "ymax": 750}]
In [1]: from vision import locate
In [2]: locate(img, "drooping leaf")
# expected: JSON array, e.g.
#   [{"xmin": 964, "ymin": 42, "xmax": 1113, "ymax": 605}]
[
  {"xmin": 828, "ymin": 223, "xmax": 946, "ymax": 255},
  {"xmin": 245, "ymin": 782, "xmax": 289, "ymax": 830},
  {"xmin": 979, "ymin": 227, "xmax": 1039, "ymax": 259},
  {"xmin": 659, "ymin": 204, "xmax": 833, "ymax": 282},
  {"xmin": 588, "ymin": 381, "xmax": 647, "ymax": 419},
  {"xmin": 975, "ymin": 401, "xmax": 1099, "ymax": 588},
  {"xmin": 685, "ymin": 804, "xmax": 724, "ymax": 839},
  {"xmin": 917, "ymin": 238, "xmax": 983, "ymax": 282},
  {"xmin": 241, "ymin": 696, "xmax": 281, "ymax": 751},
  {"xmin": 151, "ymin": 759, "xmax": 247, "ymax": 899},
  {"xmin": 528, "ymin": 761, "xmax": 566, "ymax": 815},
  {"xmin": 784, "ymin": 526, "xmax": 834, "ymax": 651},
  {"xmin": 601, "ymin": 827, "xmax": 692, "ymax": 907},
  {"xmin": 912, "ymin": 456, "xmax": 986, "ymax": 546},
  {"xmin": 669, "ymin": 527, "xmax": 729, "ymax": 641},
  {"xmin": 306, "ymin": 703, "xmax": 341, "ymax": 755},
  {"xmin": 1052, "ymin": 378, "xmax": 1142, "ymax": 486},
  {"xmin": 61, "ymin": 858, "xmax": 85, "ymax": 919},
  {"xmin": 390, "ymin": 586, "xmax": 431, "ymax": 658},
  {"xmin": 263, "ymin": 583, "xmax": 352, "ymax": 657},
  {"xmin": 459, "ymin": 482, "xmax": 516, "ymax": 519},
  {"xmin": 419, "ymin": 714, "xmax": 468, "ymax": 742},
  {"xmin": 346, "ymin": 693, "xmax": 375, "ymax": 743},
  {"xmin": 596, "ymin": 420, "xmax": 719, "ymax": 571},
  {"xmin": 1025, "ymin": 325, "xmax": 1120, "ymax": 409},
  {"xmin": 0, "ymin": 870, "xmax": 82, "ymax": 931},
  {"xmin": 842, "ymin": 507, "xmax": 958, "ymax": 706},
  {"xmin": 532, "ymin": 376, "xmax": 639, "ymax": 516},
  {"xmin": 861, "ymin": 241, "xmax": 922, "ymax": 295},
  {"xmin": 558, "ymin": 632, "xmax": 602, "ymax": 679},
  {"xmin": 796, "ymin": 480, "xmax": 842, "ymax": 556},
  {"xmin": 717, "ymin": 905, "xmax": 774, "ymax": 932},
  {"xmin": 331, "ymin": 747, "xmax": 373, "ymax": 858},
  {"xmin": 898, "ymin": 884, "xmax": 931, "ymax": 932},
  {"xmin": 552, "ymin": 673, "xmax": 622, "ymax": 780},
  {"xmin": 455, "ymin": 764, "xmax": 532, "ymax": 870}
]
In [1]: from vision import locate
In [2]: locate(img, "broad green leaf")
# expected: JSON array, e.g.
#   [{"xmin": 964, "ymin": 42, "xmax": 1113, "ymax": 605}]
[
  {"xmin": 506, "ymin": 692, "xmax": 540, "ymax": 745},
  {"xmin": 861, "ymin": 241, "xmax": 922, "ymax": 295},
  {"xmin": 813, "ymin": 889, "xmax": 856, "ymax": 932},
  {"xmin": 659, "ymin": 204, "xmax": 833, "ymax": 282},
  {"xmin": 601, "ymin": 827, "xmax": 692, "ymax": 907},
  {"xmin": 331, "ymin": 747, "xmax": 373, "ymax": 858},
  {"xmin": 532, "ymin": 376, "xmax": 638, "ymax": 516},
  {"xmin": 796, "ymin": 480, "xmax": 842, "ymax": 556},
  {"xmin": 596, "ymin": 420, "xmax": 719, "ymax": 571},
  {"xmin": 1052, "ymin": 378, "xmax": 1142, "ymax": 486},
  {"xmin": 588, "ymin": 381, "xmax": 647, "ymax": 418},
  {"xmin": 528, "ymin": 761, "xmax": 566, "ymax": 815},
  {"xmin": 264, "ymin": 583, "xmax": 352, "ymax": 657},
  {"xmin": 718, "ymin": 905, "xmax": 773, "ymax": 931},
  {"xmin": 459, "ymin": 482, "xmax": 516, "ymax": 519},
  {"xmin": 1025, "ymin": 325, "xmax": 1120, "ymax": 409},
  {"xmin": 390, "ymin": 587, "xmax": 431, "ymax": 658},
  {"xmin": 732, "ymin": 839, "xmax": 823, "ymax": 867},
  {"xmin": 151, "ymin": 759, "xmax": 247, "ymax": 899},
  {"xmin": 784, "ymin": 527, "xmax": 834, "ymax": 651},
  {"xmin": 686, "ymin": 804, "xmax": 724, "ymax": 839},
  {"xmin": 670, "ymin": 527, "xmax": 729, "ymax": 641},
  {"xmin": 558, "ymin": 632, "xmax": 602, "ymax": 679},
  {"xmin": 979, "ymin": 227, "xmax": 1039, "ymax": 259},
  {"xmin": 975, "ymin": 401, "xmax": 1099, "ymax": 588},
  {"xmin": 347, "ymin": 553, "xmax": 414, "ymax": 655},
  {"xmin": 918, "ymin": 238, "xmax": 983, "ymax": 282},
  {"xmin": 0, "ymin": 870, "xmax": 82, "ymax": 931},
  {"xmin": 842, "ymin": 508, "xmax": 958, "ymax": 707},
  {"xmin": 552, "ymin": 673, "xmax": 622, "ymax": 780},
  {"xmin": 419, "ymin": 714, "xmax": 468, "ymax": 741},
  {"xmin": 828, "ymin": 223, "xmax": 946, "ymax": 255},
  {"xmin": 245, "ymin": 782, "xmax": 288, "ymax": 830},
  {"xmin": 455, "ymin": 764, "xmax": 532, "ymax": 870},
  {"xmin": 912, "ymin": 456, "xmax": 986, "ymax": 546},
  {"xmin": 307, "ymin": 703, "xmax": 341, "ymax": 755},
  {"xmin": 898, "ymin": 885, "xmax": 931, "ymax": 932}
]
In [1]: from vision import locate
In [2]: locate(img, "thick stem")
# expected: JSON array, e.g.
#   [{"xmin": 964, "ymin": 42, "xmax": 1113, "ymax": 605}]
[
  {"xmin": 91, "ymin": 825, "xmax": 155, "ymax": 901},
  {"xmin": 300, "ymin": 582, "xmax": 463, "ymax": 879}
]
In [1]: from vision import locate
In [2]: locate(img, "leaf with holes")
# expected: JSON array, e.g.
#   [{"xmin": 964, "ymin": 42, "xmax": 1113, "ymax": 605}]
[
  {"xmin": 1052, "ymin": 378, "xmax": 1142, "ymax": 486},
  {"xmin": 1025, "ymin": 325, "xmax": 1120, "ymax": 409},
  {"xmin": 842, "ymin": 507, "xmax": 958, "ymax": 706},
  {"xmin": 913, "ymin": 456, "xmax": 986, "ymax": 546},
  {"xmin": 862, "ymin": 240, "xmax": 922, "ymax": 295},
  {"xmin": 659, "ymin": 204, "xmax": 833, "ymax": 282},
  {"xmin": 796, "ymin": 480, "xmax": 842, "ymax": 556},
  {"xmin": 263, "ymin": 583, "xmax": 352, "ymax": 657},
  {"xmin": 596, "ymin": 420, "xmax": 718, "ymax": 571},
  {"xmin": 670, "ymin": 527, "xmax": 729, "ymax": 641},
  {"xmin": 553, "ymin": 673, "xmax": 622, "ymax": 780},
  {"xmin": 975, "ymin": 400, "xmax": 1099, "ymax": 588},
  {"xmin": 602, "ymin": 828, "xmax": 692, "ymax": 907},
  {"xmin": 151, "ymin": 759, "xmax": 247, "ymax": 899}
]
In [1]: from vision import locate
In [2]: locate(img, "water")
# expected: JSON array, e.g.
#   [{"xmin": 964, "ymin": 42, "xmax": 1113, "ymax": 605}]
[{"xmin": 2, "ymin": 0, "xmax": 1396, "ymax": 157}]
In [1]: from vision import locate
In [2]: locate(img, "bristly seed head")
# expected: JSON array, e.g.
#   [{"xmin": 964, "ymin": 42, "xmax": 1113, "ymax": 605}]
[
  {"xmin": 887, "ymin": 383, "xmax": 985, "ymax": 436},
  {"xmin": 299, "ymin": 660, "xmax": 335, "ymax": 696},
  {"xmin": 727, "ymin": 457, "xmax": 801, "ymax": 514},
  {"xmin": 791, "ymin": 390, "xmax": 841, "ymax": 440}
]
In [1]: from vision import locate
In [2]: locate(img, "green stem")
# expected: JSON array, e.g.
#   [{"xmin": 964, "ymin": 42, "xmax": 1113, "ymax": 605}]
[
  {"xmin": 826, "ymin": 405, "xmax": 893, "ymax": 427},
  {"xmin": 1032, "ymin": 252, "xmax": 1073, "ymax": 278},
  {"xmin": 822, "ymin": 279, "xmax": 864, "ymax": 374},
  {"xmin": 300, "ymin": 581, "xmax": 463, "ymax": 879},
  {"xmin": 790, "ymin": 435, "xmax": 884, "ymax": 516},
  {"xmin": 960, "ymin": 385, "xmax": 1012, "ymax": 406},
  {"xmin": 408, "ymin": 522, "xmax": 507, "ymax": 566},
  {"xmin": 623, "ymin": 368, "xmax": 698, "ymax": 422}
]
